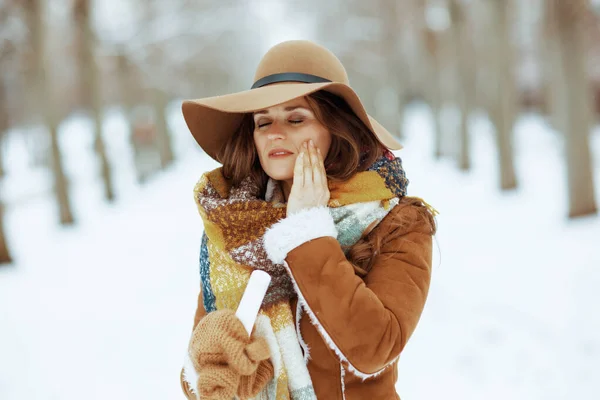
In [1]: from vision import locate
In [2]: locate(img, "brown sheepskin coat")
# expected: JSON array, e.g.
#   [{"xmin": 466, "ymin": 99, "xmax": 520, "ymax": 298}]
[{"xmin": 181, "ymin": 197, "xmax": 436, "ymax": 399}]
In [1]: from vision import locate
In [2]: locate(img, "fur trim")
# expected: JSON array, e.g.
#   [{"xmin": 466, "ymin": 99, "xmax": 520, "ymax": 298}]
[
  {"xmin": 182, "ymin": 352, "xmax": 199, "ymax": 398},
  {"xmin": 340, "ymin": 364, "xmax": 347, "ymax": 400},
  {"xmin": 263, "ymin": 207, "xmax": 338, "ymax": 265},
  {"xmin": 296, "ymin": 300, "xmax": 311, "ymax": 362},
  {"xmin": 283, "ymin": 261, "xmax": 399, "ymax": 381},
  {"xmin": 253, "ymin": 314, "xmax": 315, "ymax": 398},
  {"xmin": 254, "ymin": 314, "xmax": 283, "ymax": 377},
  {"xmin": 276, "ymin": 324, "xmax": 314, "ymax": 391}
]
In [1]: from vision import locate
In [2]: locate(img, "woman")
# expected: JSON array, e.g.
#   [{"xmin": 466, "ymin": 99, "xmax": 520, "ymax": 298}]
[{"xmin": 180, "ymin": 40, "xmax": 437, "ymax": 400}]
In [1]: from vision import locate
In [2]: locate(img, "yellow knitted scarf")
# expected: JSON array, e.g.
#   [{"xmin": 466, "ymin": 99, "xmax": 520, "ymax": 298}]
[{"xmin": 193, "ymin": 153, "xmax": 408, "ymax": 399}]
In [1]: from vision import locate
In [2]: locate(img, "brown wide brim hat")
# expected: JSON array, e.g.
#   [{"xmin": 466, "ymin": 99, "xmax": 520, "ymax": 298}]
[{"xmin": 182, "ymin": 40, "xmax": 403, "ymax": 162}]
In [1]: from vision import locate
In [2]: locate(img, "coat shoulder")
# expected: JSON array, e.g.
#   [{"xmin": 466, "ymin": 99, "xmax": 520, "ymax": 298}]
[
  {"xmin": 375, "ymin": 196, "xmax": 438, "ymax": 239},
  {"xmin": 348, "ymin": 196, "xmax": 437, "ymax": 275}
]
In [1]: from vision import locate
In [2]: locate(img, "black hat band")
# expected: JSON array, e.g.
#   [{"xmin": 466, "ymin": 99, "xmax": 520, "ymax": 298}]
[{"xmin": 251, "ymin": 72, "xmax": 332, "ymax": 89}]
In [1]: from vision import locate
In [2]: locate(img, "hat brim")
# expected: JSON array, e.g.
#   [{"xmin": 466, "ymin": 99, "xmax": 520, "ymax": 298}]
[{"xmin": 182, "ymin": 82, "xmax": 403, "ymax": 162}]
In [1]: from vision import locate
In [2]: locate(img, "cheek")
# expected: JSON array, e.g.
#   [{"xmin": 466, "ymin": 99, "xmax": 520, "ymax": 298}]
[
  {"xmin": 294, "ymin": 125, "xmax": 331, "ymax": 151},
  {"xmin": 314, "ymin": 128, "xmax": 332, "ymax": 155},
  {"xmin": 320, "ymin": 134, "xmax": 332, "ymax": 154},
  {"xmin": 253, "ymin": 134, "xmax": 265, "ymax": 157}
]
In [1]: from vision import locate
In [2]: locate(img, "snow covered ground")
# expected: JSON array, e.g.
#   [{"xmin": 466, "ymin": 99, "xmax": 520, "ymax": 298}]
[{"xmin": 0, "ymin": 103, "xmax": 598, "ymax": 400}]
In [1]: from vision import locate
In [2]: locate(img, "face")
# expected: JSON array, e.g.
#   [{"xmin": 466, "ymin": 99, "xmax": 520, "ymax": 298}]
[{"xmin": 253, "ymin": 97, "xmax": 332, "ymax": 181}]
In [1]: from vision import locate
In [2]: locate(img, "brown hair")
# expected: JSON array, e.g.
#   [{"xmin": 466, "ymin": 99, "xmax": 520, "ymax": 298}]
[
  {"xmin": 347, "ymin": 196, "xmax": 438, "ymax": 276},
  {"xmin": 217, "ymin": 90, "xmax": 432, "ymax": 272},
  {"xmin": 217, "ymin": 90, "xmax": 384, "ymax": 195}
]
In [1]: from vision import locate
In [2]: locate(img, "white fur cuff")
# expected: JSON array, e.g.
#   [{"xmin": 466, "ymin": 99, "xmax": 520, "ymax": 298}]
[
  {"xmin": 182, "ymin": 352, "xmax": 199, "ymax": 398},
  {"xmin": 263, "ymin": 207, "xmax": 338, "ymax": 264}
]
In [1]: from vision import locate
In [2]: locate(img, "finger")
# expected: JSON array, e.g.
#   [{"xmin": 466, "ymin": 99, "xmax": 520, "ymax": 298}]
[
  {"xmin": 294, "ymin": 150, "xmax": 304, "ymax": 188},
  {"xmin": 317, "ymin": 147, "xmax": 326, "ymax": 175},
  {"xmin": 303, "ymin": 141, "xmax": 312, "ymax": 186},
  {"xmin": 311, "ymin": 142, "xmax": 323, "ymax": 188},
  {"xmin": 309, "ymin": 140, "xmax": 321, "ymax": 182},
  {"xmin": 315, "ymin": 147, "xmax": 327, "ymax": 189},
  {"xmin": 309, "ymin": 140, "xmax": 319, "ymax": 166},
  {"xmin": 318, "ymin": 147, "xmax": 330, "ymax": 202}
]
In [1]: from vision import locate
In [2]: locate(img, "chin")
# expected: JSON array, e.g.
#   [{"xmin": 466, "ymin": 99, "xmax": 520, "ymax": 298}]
[{"xmin": 263, "ymin": 167, "xmax": 293, "ymax": 181}]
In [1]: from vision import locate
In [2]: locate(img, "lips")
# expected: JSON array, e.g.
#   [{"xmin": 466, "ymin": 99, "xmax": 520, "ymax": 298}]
[{"xmin": 268, "ymin": 148, "xmax": 294, "ymax": 157}]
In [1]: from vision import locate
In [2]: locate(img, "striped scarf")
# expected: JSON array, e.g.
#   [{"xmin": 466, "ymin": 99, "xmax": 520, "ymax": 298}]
[{"xmin": 193, "ymin": 150, "xmax": 408, "ymax": 400}]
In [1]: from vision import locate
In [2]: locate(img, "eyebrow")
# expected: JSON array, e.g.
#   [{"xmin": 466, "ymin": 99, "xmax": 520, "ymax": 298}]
[{"xmin": 253, "ymin": 106, "xmax": 310, "ymax": 116}]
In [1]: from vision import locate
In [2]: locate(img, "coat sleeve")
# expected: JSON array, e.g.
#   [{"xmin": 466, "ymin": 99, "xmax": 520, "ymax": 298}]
[
  {"xmin": 180, "ymin": 284, "xmax": 208, "ymax": 399},
  {"xmin": 263, "ymin": 203, "xmax": 433, "ymax": 379}
]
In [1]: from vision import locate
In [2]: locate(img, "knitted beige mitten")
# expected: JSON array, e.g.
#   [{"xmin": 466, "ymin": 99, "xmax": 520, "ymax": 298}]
[
  {"xmin": 237, "ymin": 359, "xmax": 275, "ymax": 399},
  {"xmin": 188, "ymin": 309, "xmax": 273, "ymax": 400}
]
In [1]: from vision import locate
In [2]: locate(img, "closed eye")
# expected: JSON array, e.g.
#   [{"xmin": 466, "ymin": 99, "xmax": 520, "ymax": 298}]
[{"xmin": 256, "ymin": 118, "xmax": 303, "ymax": 128}]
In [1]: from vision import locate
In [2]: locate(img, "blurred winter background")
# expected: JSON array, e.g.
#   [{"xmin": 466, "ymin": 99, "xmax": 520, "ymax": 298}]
[{"xmin": 0, "ymin": 0, "xmax": 599, "ymax": 399}]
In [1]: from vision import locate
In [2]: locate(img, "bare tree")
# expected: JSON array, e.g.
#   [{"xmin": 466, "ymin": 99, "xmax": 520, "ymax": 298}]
[
  {"xmin": 0, "ymin": 138, "xmax": 4, "ymax": 178},
  {"xmin": 0, "ymin": 76, "xmax": 10, "ymax": 263},
  {"xmin": 426, "ymin": 28, "xmax": 446, "ymax": 159},
  {"xmin": 146, "ymin": 44, "xmax": 174, "ymax": 169},
  {"xmin": 488, "ymin": 0, "xmax": 518, "ymax": 190},
  {"xmin": 449, "ymin": 0, "xmax": 475, "ymax": 170},
  {"xmin": 151, "ymin": 87, "xmax": 174, "ymax": 168},
  {"xmin": 0, "ymin": 201, "xmax": 11, "ymax": 264},
  {"xmin": 0, "ymin": 5, "xmax": 11, "ymax": 178},
  {"xmin": 0, "ymin": 80, "xmax": 7, "ymax": 178},
  {"xmin": 421, "ymin": 0, "xmax": 446, "ymax": 159},
  {"xmin": 546, "ymin": 0, "xmax": 597, "ymax": 218},
  {"xmin": 116, "ymin": 51, "xmax": 151, "ymax": 182},
  {"xmin": 378, "ymin": 0, "xmax": 408, "ymax": 139},
  {"xmin": 26, "ymin": 0, "xmax": 74, "ymax": 224},
  {"xmin": 73, "ymin": 0, "xmax": 115, "ymax": 201}
]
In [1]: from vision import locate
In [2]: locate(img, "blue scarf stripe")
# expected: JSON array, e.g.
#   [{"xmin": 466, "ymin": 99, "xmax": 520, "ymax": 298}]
[{"xmin": 199, "ymin": 232, "xmax": 217, "ymax": 313}]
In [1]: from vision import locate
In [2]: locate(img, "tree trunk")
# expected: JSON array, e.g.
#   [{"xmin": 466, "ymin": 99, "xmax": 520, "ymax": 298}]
[
  {"xmin": 152, "ymin": 88, "xmax": 174, "ymax": 168},
  {"xmin": 489, "ymin": 0, "xmax": 518, "ymax": 190},
  {"xmin": 450, "ymin": 0, "xmax": 475, "ymax": 170},
  {"xmin": 27, "ymin": 0, "xmax": 74, "ymax": 225},
  {"xmin": 0, "ymin": 135, "xmax": 4, "ymax": 177},
  {"xmin": 424, "ymin": 26, "xmax": 445, "ymax": 159},
  {"xmin": 0, "ymin": 80, "xmax": 9, "ymax": 264},
  {"xmin": 0, "ymin": 202, "xmax": 11, "ymax": 264},
  {"xmin": 541, "ymin": 3, "xmax": 563, "ymax": 129},
  {"xmin": 549, "ymin": 0, "xmax": 597, "ymax": 218},
  {"xmin": 117, "ymin": 52, "xmax": 144, "ymax": 181},
  {"xmin": 379, "ymin": 0, "xmax": 407, "ymax": 139},
  {"xmin": 74, "ymin": 0, "xmax": 114, "ymax": 201},
  {"xmin": 0, "ymin": 80, "xmax": 7, "ymax": 178}
]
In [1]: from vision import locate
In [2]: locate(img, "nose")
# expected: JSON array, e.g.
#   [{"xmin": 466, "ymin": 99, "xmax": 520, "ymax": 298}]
[
  {"xmin": 266, "ymin": 121, "xmax": 286, "ymax": 141},
  {"xmin": 267, "ymin": 132, "xmax": 285, "ymax": 141}
]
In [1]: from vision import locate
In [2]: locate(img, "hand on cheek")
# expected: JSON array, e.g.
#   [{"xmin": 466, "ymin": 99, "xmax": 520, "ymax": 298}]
[{"xmin": 286, "ymin": 140, "xmax": 330, "ymax": 216}]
